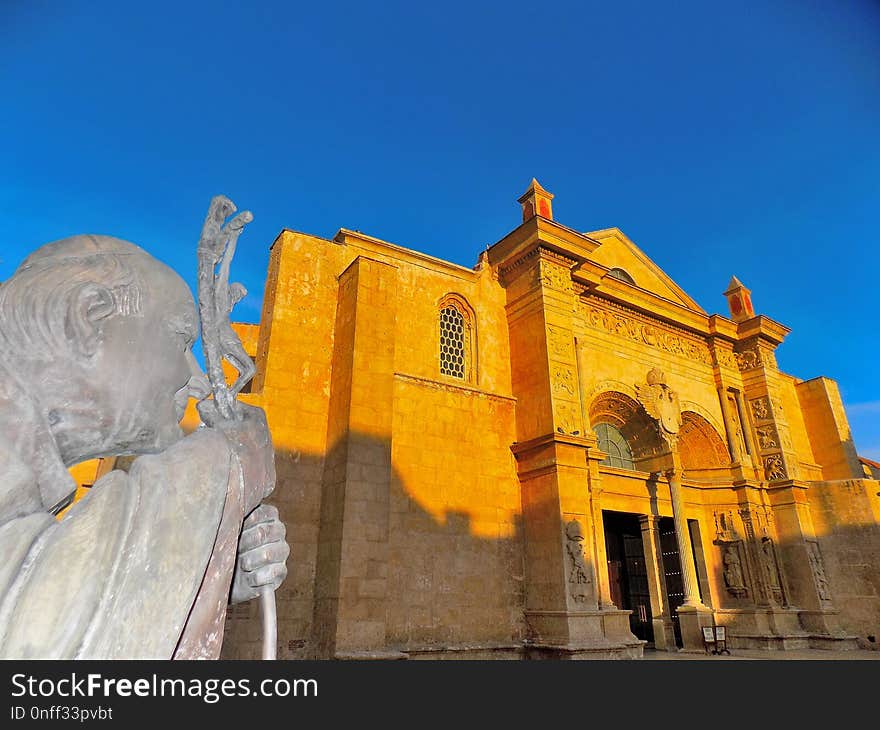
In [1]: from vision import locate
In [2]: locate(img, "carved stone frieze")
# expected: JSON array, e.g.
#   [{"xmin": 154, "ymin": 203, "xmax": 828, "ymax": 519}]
[
  {"xmin": 713, "ymin": 346, "xmax": 739, "ymax": 370},
  {"xmin": 581, "ymin": 303, "xmax": 712, "ymax": 365}
]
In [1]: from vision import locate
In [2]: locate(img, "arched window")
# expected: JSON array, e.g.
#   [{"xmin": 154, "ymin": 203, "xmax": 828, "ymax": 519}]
[
  {"xmin": 438, "ymin": 294, "xmax": 475, "ymax": 382},
  {"xmin": 607, "ymin": 267, "xmax": 636, "ymax": 285},
  {"xmin": 593, "ymin": 422, "xmax": 635, "ymax": 469}
]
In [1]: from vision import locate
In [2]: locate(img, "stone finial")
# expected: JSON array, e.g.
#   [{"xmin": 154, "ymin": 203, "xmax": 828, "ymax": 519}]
[
  {"xmin": 517, "ymin": 178, "xmax": 554, "ymax": 222},
  {"xmin": 723, "ymin": 275, "xmax": 754, "ymax": 323}
]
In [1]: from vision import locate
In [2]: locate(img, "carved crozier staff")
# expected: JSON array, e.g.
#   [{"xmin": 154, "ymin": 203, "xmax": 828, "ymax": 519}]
[{"xmin": 196, "ymin": 195, "xmax": 276, "ymax": 660}]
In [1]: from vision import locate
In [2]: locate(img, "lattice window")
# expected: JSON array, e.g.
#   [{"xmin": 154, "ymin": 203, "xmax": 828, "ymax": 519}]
[
  {"xmin": 439, "ymin": 306, "xmax": 466, "ymax": 379},
  {"xmin": 438, "ymin": 294, "xmax": 475, "ymax": 382},
  {"xmin": 594, "ymin": 422, "xmax": 635, "ymax": 470}
]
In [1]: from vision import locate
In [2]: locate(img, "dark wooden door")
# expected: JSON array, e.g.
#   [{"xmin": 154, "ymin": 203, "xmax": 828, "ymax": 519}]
[
  {"xmin": 659, "ymin": 517, "xmax": 684, "ymax": 648},
  {"xmin": 604, "ymin": 512, "xmax": 654, "ymax": 643}
]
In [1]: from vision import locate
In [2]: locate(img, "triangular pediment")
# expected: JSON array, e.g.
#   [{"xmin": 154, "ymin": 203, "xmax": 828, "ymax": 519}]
[{"xmin": 584, "ymin": 227, "xmax": 705, "ymax": 313}]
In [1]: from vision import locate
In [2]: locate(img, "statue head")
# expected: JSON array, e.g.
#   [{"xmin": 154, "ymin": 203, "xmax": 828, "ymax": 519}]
[
  {"xmin": 0, "ymin": 235, "xmax": 208, "ymax": 483},
  {"xmin": 565, "ymin": 520, "xmax": 585, "ymax": 542}
]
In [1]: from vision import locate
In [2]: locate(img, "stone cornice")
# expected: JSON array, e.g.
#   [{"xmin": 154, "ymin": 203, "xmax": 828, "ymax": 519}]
[
  {"xmin": 332, "ymin": 228, "xmax": 479, "ymax": 281},
  {"xmin": 735, "ymin": 315, "xmax": 791, "ymax": 347},
  {"xmin": 487, "ymin": 217, "xmax": 599, "ymax": 275}
]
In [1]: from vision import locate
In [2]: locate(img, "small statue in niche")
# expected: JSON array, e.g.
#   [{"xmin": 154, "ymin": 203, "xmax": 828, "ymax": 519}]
[
  {"xmin": 564, "ymin": 519, "xmax": 592, "ymax": 603},
  {"xmin": 722, "ymin": 544, "xmax": 747, "ymax": 597},
  {"xmin": 760, "ymin": 537, "xmax": 784, "ymax": 604}
]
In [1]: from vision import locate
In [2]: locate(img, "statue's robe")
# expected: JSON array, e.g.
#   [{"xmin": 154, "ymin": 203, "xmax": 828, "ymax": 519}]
[{"xmin": 0, "ymin": 429, "xmax": 245, "ymax": 659}]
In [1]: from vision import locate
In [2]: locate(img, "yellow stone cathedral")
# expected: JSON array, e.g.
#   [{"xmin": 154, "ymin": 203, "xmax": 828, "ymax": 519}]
[{"xmin": 78, "ymin": 180, "xmax": 880, "ymax": 658}]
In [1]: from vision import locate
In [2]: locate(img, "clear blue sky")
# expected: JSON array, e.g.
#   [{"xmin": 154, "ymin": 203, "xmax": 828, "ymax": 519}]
[{"xmin": 3, "ymin": 1, "xmax": 879, "ymax": 458}]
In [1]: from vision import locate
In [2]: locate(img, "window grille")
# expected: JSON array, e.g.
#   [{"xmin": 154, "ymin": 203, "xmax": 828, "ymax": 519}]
[{"xmin": 439, "ymin": 305, "xmax": 465, "ymax": 379}]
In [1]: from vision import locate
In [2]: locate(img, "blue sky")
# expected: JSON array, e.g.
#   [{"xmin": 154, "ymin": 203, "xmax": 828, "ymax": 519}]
[{"xmin": 2, "ymin": 1, "xmax": 879, "ymax": 457}]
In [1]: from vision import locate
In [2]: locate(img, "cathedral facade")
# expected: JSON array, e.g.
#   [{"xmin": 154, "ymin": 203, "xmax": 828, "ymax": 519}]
[{"xmin": 216, "ymin": 180, "xmax": 880, "ymax": 658}]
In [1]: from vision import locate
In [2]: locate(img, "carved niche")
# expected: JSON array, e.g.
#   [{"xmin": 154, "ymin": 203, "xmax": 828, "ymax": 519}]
[
  {"xmin": 713, "ymin": 510, "xmax": 749, "ymax": 598},
  {"xmin": 759, "ymin": 537, "xmax": 785, "ymax": 605}
]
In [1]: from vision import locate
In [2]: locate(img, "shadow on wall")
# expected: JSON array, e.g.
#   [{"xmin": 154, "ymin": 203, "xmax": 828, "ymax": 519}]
[
  {"xmin": 219, "ymin": 434, "xmax": 527, "ymax": 660},
  {"xmin": 706, "ymin": 491, "xmax": 880, "ymax": 647}
]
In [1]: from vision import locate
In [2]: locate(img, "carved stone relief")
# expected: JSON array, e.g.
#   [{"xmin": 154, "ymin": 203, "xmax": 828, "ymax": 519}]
[
  {"xmin": 763, "ymin": 453, "xmax": 787, "ymax": 481},
  {"xmin": 582, "ymin": 304, "xmax": 713, "ymax": 365},
  {"xmin": 538, "ymin": 257, "xmax": 573, "ymax": 293},
  {"xmin": 759, "ymin": 537, "xmax": 785, "ymax": 605},
  {"xmin": 552, "ymin": 366, "xmax": 577, "ymax": 398},
  {"xmin": 807, "ymin": 541, "xmax": 831, "ymax": 602},
  {"xmin": 756, "ymin": 424, "xmax": 779, "ymax": 451},
  {"xmin": 721, "ymin": 542, "xmax": 748, "ymax": 597},
  {"xmin": 547, "ymin": 325, "xmax": 573, "ymax": 361},
  {"xmin": 564, "ymin": 520, "xmax": 592, "ymax": 603},
  {"xmin": 734, "ymin": 347, "xmax": 763, "ymax": 371},
  {"xmin": 750, "ymin": 396, "xmax": 771, "ymax": 422},
  {"xmin": 713, "ymin": 346, "xmax": 738, "ymax": 370},
  {"xmin": 554, "ymin": 401, "xmax": 582, "ymax": 436}
]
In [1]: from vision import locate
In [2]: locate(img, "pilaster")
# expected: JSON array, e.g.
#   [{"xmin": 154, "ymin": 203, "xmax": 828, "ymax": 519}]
[{"xmin": 313, "ymin": 256, "xmax": 399, "ymax": 658}]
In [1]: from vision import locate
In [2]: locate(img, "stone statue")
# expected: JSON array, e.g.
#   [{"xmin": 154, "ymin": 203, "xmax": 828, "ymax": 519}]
[
  {"xmin": 722, "ymin": 544, "xmax": 746, "ymax": 596},
  {"xmin": 564, "ymin": 519, "xmax": 592, "ymax": 603},
  {"xmin": 0, "ymin": 204, "xmax": 289, "ymax": 658}
]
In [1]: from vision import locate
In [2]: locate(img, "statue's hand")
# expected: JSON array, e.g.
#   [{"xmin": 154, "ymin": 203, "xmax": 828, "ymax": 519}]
[
  {"xmin": 230, "ymin": 504, "xmax": 290, "ymax": 604},
  {"xmin": 196, "ymin": 400, "xmax": 276, "ymax": 513}
]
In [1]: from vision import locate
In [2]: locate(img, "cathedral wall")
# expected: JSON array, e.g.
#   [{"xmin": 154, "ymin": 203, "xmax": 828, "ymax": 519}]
[
  {"xmin": 222, "ymin": 229, "xmax": 524, "ymax": 656},
  {"xmin": 220, "ymin": 231, "xmax": 345, "ymax": 658},
  {"xmin": 797, "ymin": 376, "xmax": 862, "ymax": 480},
  {"xmin": 388, "ymin": 376, "xmax": 523, "ymax": 649},
  {"xmin": 807, "ymin": 478, "xmax": 880, "ymax": 641},
  {"xmin": 777, "ymin": 373, "xmax": 822, "ymax": 481}
]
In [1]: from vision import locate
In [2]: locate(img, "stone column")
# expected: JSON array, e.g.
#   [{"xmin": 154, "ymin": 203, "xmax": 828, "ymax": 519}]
[
  {"xmin": 717, "ymin": 385, "xmax": 741, "ymax": 463},
  {"xmin": 733, "ymin": 390, "xmax": 761, "ymax": 471},
  {"xmin": 639, "ymin": 515, "xmax": 675, "ymax": 650},
  {"xmin": 667, "ymin": 461, "xmax": 714, "ymax": 651},
  {"xmin": 666, "ymin": 462, "xmax": 704, "ymax": 609}
]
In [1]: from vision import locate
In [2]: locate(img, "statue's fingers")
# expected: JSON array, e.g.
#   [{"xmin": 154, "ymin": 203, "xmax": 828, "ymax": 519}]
[
  {"xmin": 239, "ymin": 540, "xmax": 289, "ymax": 572},
  {"xmin": 248, "ymin": 563, "xmax": 287, "ymax": 589},
  {"xmin": 238, "ymin": 521, "xmax": 286, "ymax": 554},
  {"xmin": 243, "ymin": 503, "xmax": 279, "ymax": 529}
]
